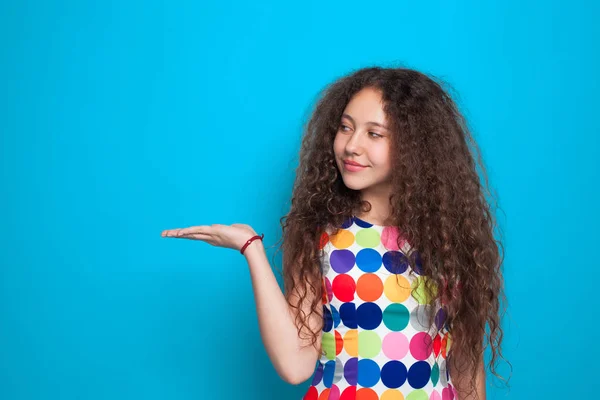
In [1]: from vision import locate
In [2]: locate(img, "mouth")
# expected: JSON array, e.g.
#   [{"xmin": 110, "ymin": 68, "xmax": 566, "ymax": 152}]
[
  {"xmin": 342, "ymin": 160, "xmax": 368, "ymax": 172},
  {"xmin": 343, "ymin": 160, "xmax": 367, "ymax": 167}
]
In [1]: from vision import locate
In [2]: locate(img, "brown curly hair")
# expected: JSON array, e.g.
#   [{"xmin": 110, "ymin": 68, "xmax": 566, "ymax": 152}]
[{"xmin": 271, "ymin": 66, "xmax": 510, "ymax": 396}]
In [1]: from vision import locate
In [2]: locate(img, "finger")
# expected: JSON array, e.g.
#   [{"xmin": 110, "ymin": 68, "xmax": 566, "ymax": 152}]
[
  {"xmin": 169, "ymin": 233, "xmax": 212, "ymax": 241},
  {"xmin": 162, "ymin": 226, "xmax": 210, "ymax": 237}
]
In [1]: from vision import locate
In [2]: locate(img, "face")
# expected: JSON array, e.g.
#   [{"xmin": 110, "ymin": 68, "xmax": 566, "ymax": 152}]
[{"xmin": 333, "ymin": 87, "xmax": 393, "ymax": 195}]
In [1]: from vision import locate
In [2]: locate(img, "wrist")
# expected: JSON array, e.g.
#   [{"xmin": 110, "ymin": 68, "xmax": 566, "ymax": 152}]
[
  {"xmin": 242, "ymin": 239, "xmax": 265, "ymax": 258},
  {"xmin": 240, "ymin": 233, "xmax": 265, "ymax": 255}
]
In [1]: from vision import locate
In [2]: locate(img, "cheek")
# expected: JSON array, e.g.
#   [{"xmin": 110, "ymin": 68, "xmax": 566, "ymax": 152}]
[
  {"xmin": 371, "ymin": 145, "xmax": 390, "ymax": 166},
  {"xmin": 333, "ymin": 134, "xmax": 343, "ymax": 155}
]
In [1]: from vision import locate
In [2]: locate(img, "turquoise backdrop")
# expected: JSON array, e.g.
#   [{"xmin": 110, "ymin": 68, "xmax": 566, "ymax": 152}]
[{"xmin": 1, "ymin": 1, "xmax": 598, "ymax": 399}]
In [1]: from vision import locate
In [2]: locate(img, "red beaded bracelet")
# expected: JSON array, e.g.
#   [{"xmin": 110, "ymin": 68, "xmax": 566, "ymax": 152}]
[{"xmin": 240, "ymin": 233, "xmax": 264, "ymax": 255}]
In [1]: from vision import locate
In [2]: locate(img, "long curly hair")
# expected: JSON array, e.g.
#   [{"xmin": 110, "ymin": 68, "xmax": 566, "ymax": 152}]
[{"xmin": 271, "ymin": 66, "xmax": 510, "ymax": 396}]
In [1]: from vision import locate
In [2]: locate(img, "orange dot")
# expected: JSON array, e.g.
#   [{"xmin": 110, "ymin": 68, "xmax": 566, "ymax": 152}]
[
  {"xmin": 318, "ymin": 388, "xmax": 330, "ymax": 400},
  {"xmin": 356, "ymin": 273, "xmax": 384, "ymax": 302},
  {"xmin": 441, "ymin": 335, "xmax": 448, "ymax": 358},
  {"xmin": 343, "ymin": 329, "xmax": 358, "ymax": 357},
  {"xmin": 330, "ymin": 229, "xmax": 355, "ymax": 249},
  {"xmin": 356, "ymin": 388, "xmax": 378, "ymax": 400},
  {"xmin": 381, "ymin": 389, "xmax": 405, "ymax": 400}
]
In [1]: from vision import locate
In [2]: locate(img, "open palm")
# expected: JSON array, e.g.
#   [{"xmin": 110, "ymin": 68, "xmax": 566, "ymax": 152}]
[{"xmin": 161, "ymin": 223, "xmax": 258, "ymax": 252}]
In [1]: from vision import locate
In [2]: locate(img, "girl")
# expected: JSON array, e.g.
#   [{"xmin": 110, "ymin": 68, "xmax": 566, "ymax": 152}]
[{"xmin": 161, "ymin": 67, "xmax": 508, "ymax": 400}]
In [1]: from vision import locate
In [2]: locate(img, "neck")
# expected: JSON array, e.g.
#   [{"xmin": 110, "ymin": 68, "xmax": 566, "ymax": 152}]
[{"xmin": 356, "ymin": 185, "xmax": 393, "ymax": 226}]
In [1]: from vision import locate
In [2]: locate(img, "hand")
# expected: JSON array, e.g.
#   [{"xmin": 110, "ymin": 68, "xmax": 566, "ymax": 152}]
[{"xmin": 161, "ymin": 223, "xmax": 259, "ymax": 252}]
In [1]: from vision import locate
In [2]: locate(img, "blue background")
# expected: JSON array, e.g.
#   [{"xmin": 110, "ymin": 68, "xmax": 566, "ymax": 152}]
[{"xmin": 1, "ymin": 1, "xmax": 598, "ymax": 399}]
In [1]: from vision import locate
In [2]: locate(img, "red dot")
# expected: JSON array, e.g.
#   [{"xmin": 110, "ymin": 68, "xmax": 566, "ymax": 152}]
[
  {"xmin": 332, "ymin": 274, "xmax": 356, "ymax": 302},
  {"xmin": 321, "ymin": 279, "xmax": 328, "ymax": 305},
  {"xmin": 319, "ymin": 232, "xmax": 330, "ymax": 249},
  {"xmin": 339, "ymin": 386, "xmax": 356, "ymax": 400},
  {"xmin": 433, "ymin": 333, "xmax": 441, "ymax": 357},
  {"xmin": 335, "ymin": 330, "xmax": 343, "ymax": 355},
  {"xmin": 303, "ymin": 386, "xmax": 318, "ymax": 400}
]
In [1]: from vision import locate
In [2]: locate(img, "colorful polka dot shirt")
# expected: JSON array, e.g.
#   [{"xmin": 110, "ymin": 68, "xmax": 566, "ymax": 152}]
[{"xmin": 302, "ymin": 216, "xmax": 456, "ymax": 400}]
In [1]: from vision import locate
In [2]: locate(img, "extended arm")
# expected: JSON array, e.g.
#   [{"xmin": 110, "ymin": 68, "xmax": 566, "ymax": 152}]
[{"xmin": 243, "ymin": 241, "xmax": 322, "ymax": 385}]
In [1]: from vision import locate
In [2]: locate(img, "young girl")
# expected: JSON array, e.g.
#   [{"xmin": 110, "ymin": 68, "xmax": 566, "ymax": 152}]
[{"xmin": 161, "ymin": 67, "xmax": 508, "ymax": 400}]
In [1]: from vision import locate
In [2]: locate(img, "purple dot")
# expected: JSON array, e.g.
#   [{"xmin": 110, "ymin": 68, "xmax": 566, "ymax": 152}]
[
  {"xmin": 435, "ymin": 308, "xmax": 447, "ymax": 330},
  {"xmin": 330, "ymin": 249, "xmax": 356, "ymax": 274},
  {"xmin": 311, "ymin": 362, "xmax": 324, "ymax": 385},
  {"xmin": 343, "ymin": 357, "xmax": 358, "ymax": 385}
]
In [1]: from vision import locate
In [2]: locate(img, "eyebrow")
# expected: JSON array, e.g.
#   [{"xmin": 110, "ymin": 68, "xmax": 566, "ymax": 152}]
[{"xmin": 341, "ymin": 113, "xmax": 389, "ymax": 130}]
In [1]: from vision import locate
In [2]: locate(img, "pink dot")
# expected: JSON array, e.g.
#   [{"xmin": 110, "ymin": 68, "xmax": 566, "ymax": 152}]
[
  {"xmin": 325, "ymin": 277, "xmax": 333, "ymax": 302},
  {"xmin": 410, "ymin": 332, "xmax": 433, "ymax": 360},
  {"xmin": 329, "ymin": 385, "xmax": 340, "ymax": 400},
  {"xmin": 381, "ymin": 226, "xmax": 400, "ymax": 250},
  {"xmin": 382, "ymin": 332, "xmax": 409, "ymax": 359},
  {"xmin": 430, "ymin": 390, "xmax": 442, "ymax": 400},
  {"xmin": 381, "ymin": 226, "xmax": 408, "ymax": 251},
  {"xmin": 442, "ymin": 387, "xmax": 454, "ymax": 400}
]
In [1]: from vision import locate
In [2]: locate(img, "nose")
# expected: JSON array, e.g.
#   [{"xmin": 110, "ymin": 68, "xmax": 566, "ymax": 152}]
[{"xmin": 344, "ymin": 129, "xmax": 365, "ymax": 154}]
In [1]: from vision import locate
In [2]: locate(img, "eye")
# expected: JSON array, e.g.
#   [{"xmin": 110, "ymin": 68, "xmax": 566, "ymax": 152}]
[
  {"xmin": 369, "ymin": 132, "xmax": 383, "ymax": 138},
  {"xmin": 339, "ymin": 124, "xmax": 351, "ymax": 132}
]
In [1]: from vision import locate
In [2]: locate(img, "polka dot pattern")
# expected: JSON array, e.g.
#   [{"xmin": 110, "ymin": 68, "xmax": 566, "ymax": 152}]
[{"xmin": 305, "ymin": 216, "xmax": 452, "ymax": 400}]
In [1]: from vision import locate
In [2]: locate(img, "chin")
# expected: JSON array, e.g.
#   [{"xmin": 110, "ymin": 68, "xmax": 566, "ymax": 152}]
[{"xmin": 341, "ymin": 176, "xmax": 367, "ymax": 191}]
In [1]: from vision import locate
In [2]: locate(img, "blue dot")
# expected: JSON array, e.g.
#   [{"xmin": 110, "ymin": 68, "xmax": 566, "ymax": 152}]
[
  {"xmin": 383, "ymin": 251, "xmax": 409, "ymax": 274},
  {"xmin": 407, "ymin": 361, "xmax": 431, "ymax": 389},
  {"xmin": 323, "ymin": 360, "xmax": 336, "ymax": 388},
  {"xmin": 356, "ymin": 248, "xmax": 382, "ymax": 273},
  {"xmin": 330, "ymin": 305, "xmax": 340, "ymax": 328},
  {"xmin": 323, "ymin": 305, "xmax": 333, "ymax": 331},
  {"xmin": 356, "ymin": 302, "xmax": 383, "ymax": 330},
  {"xmin": 413, "ymin": 252, "xmax": 423, "ymax": 275},
  {"xmin": 357, "ymin": 359, "xmax": 380, "ymax": 387},
  {"xmin": 381, "ymin": 361, "xmax": 407, "ymax": 388},
  {"xmin": 341, "ymin": 216, "xmax": 354, "ymax": 228},
  {"xmin": 339, "ymin": 302, "xmax": 357, "ymax": 328},
  {"xmin": 354, "ymin": 215, "xmax": 374, "ymax": 228}
]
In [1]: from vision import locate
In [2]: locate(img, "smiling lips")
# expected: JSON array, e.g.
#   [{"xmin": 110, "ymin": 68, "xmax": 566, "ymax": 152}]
[
  {"xmin": 343, "ymin": 159, "xmax": 367, "ymax": 172},
  {"xmin": 344, "ymin": 159, "xmax": 366, "ymax": 167}
]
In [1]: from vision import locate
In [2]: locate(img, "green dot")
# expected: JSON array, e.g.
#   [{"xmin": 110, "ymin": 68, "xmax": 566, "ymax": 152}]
[
  {"xmin": 431, "ymin": 362, "xmax": 439, "ymax": 386},
  {"xmin": 406, "ymin": 389, "xmax": 428, "ymax": 400},
  {"xmin": 411, "ymin": 277, "xmax": 438, "ymax": 304},
  {"xmin": 382, "ymin": 303, "xmax": 409, "ymax": 331},
  {"xmin": 322, "ymin": 332, "xmax": 335, "ymax": 360},
  {"xmin": 358, "ymin": 330, "xmax": 382, "ymax": 358},
  {"xmin": 355, "ymin": 228, "xmax": 381, "ymax": 248}
]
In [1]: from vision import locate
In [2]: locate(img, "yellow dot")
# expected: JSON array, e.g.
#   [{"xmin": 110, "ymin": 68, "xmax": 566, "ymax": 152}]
[
  {"xmin": 381, "ymin": 389, "xmax": 404, "ymax": 400},
  {"xmin": 330, "ymin": 229, "xmax": 355, "ymax": 249},
  {"xmin": 343, "ymin": 329, "xmax": 358, "ymax": 357},
  {"xmin": 384, "ymin": 275, "xmax": 411, "ymax": 302}
]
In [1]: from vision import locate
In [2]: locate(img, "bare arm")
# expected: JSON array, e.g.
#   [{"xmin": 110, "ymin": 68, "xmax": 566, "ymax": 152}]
[
  {"xmin": 243, "ymin": 240, "xmax": 322, "ymax": 385},
  {"xmin": 450, "ymin": 354, "xmax": 486, "ymax": 400}
]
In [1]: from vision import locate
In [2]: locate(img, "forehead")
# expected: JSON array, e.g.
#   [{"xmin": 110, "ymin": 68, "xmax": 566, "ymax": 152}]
[{"xmin": 342, "ymin": 87, "xmax": 388, "ymax": 125}]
